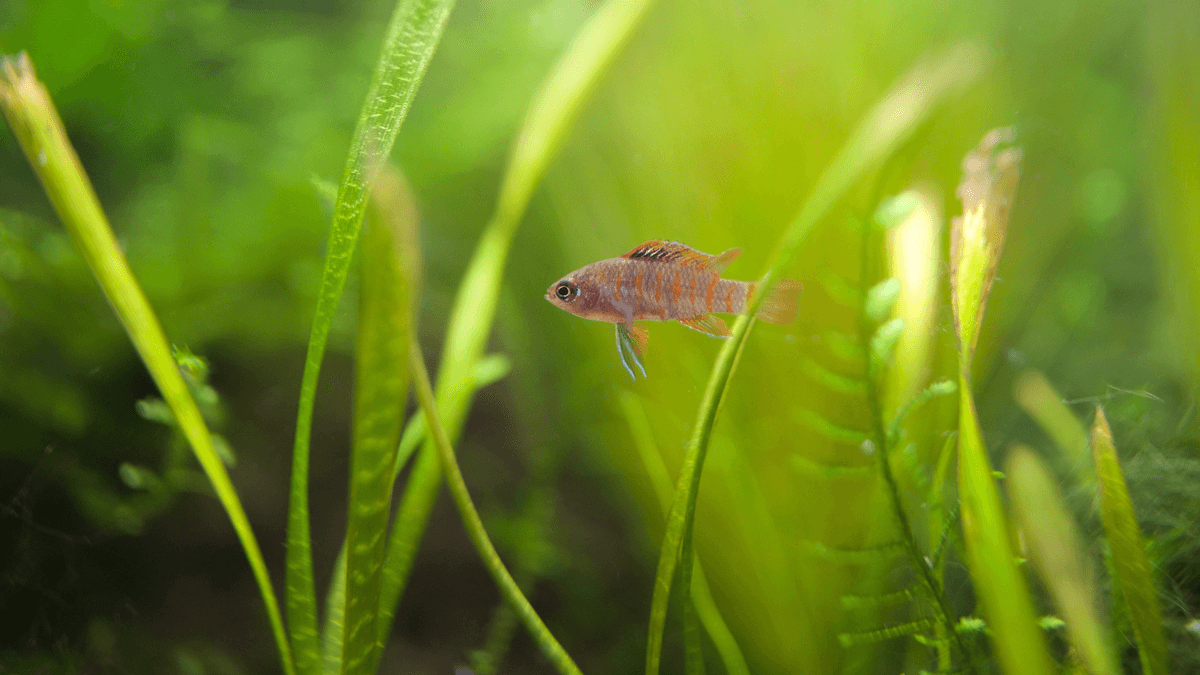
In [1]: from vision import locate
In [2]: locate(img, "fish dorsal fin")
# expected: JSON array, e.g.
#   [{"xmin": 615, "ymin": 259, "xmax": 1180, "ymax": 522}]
[{"xmin": 621, "ymin": 240, "xmax": 741, "ymax": 272}]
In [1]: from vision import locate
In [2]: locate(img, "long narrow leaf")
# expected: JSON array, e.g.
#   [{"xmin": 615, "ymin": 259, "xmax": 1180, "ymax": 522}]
[
  {"xmin": 618, "ymin": 392, "xmax": 751, "ymax": 675},
  {"xmin": 644, "ymin": 44, "xmax": 986, "ymax": 675},
  {"xmin": 376, "ymin": 0, "xmax": 657, "ymax": 642},
  {"xmin": 321, "ymin": 544, "xmax": 349, "ymax": 674},
  {"xmin": 285, "ymin": 2, "xmax": 455, "ymax": 672},
  {"xmin": 1007, "ymin": 445, "xmax": 1119, "ymax": 675},
  {"xmin": 408, "ymin": 341, "xmax": 583, "ymax": 675},
  {"xmin": 949, "ymin": 127, "xmax": 1052, "ymax": 675},
  {"xmin": 1013, "ymin": 369, "xmax": 1092, "ymax": 487},
  {"xmin": 320, "ymin": 352, "xmax": 511, "ymax": 672},
  {"xmin": 0, "ymin": 53, "xmax": 295, "ymax": 675},
  {"xmin": 957, "ymin": 383, "xmax": 1053, "ymax": 675},
  {"xmin": 955, "ymin": 379, "xmax": 1051, "ymax": 672},
  {"xmin": 341, "ymin": 166, "xmax": 420, "ymax": 674},
  {"xmin": 1093, "ymin": 407, "xmax": 1167, "ymax": 675}
]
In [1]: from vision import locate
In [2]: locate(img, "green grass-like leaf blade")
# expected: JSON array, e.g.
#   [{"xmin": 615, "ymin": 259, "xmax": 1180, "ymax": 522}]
[
  {"xmin": 1014, "ymin": 369, "xmax": 1092, "ymax": 488},
  {"xmin": 408, "ymin": 341, "xmax": 583, "ymax": 675},
  {"xmin": 645, "ymin": 44, "xmax": 987, "ymax": 675},
  {"xmin": 340, "ymin": 167, "xmax": 420, "ymax": 674},
  {"xmin": 321, "ymin": 543, "xmax": 348, "ymax": 674},
  {"xmin": 318, "ymin": 352, "xmax": 509, "ymax": 674},
  {"xmin": 618, "ymin": 393, "xmax": 751, "ymax": 675},
  {"xmin": 1007, "ymin": 445, "xmax": 1119, "ymax": 675},
  {"xmin": 285, "ymin": 2, "xmax": 455, "ymax": 672},
  {"xmin": 374, "ymin": 0, "xmax": 656, "ymax": 644},
  {"xmin": 956, "ymin": 382, "xmax": 1053, "ymax": 675},
  {"xmin": 1093, "ymin": 407, "xmax": 1168, "ymax": 675},
  {"xmin": 0, "ymin": 53, "xmax": 296, "ymax": 675}
]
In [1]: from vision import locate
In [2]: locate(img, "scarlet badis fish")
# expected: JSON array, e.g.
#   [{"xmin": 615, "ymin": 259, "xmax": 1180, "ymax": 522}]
[{"xmin": 545, "ymin": 240, "xmax": 801, "ymax": 379}]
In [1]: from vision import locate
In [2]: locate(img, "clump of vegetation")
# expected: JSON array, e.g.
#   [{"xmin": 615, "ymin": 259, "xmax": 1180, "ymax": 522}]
[{"xmin": 2, "ymin": 1, "xmax": 1198, "ymax": 674}]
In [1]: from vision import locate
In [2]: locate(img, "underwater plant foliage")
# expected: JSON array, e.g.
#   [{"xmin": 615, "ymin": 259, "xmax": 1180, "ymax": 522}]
[{"xmin": 3, "ymin": 0, "xmax": 1199, "ymax": 674}]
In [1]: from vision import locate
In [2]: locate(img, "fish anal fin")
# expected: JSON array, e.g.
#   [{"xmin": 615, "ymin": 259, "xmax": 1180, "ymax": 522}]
[
  {"xmin": 679, "ymin": 314, "xmax": 731, "ymax": 337},
  {"xmin": 621, "ymin": 240, "xmax": 740, "ymax": 271}
]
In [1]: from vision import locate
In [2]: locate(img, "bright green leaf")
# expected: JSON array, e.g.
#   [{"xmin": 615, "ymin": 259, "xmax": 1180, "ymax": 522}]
[
  {"xmin": 376, "ymin": 0, "xmax": 657, "ymax": 648},
  {"xmin": 1093, "ymin": 407, "xmax": 1168, "ymax": 675},
  {"xmin": 0, "ymin": 52, "xmax": 295, "ymax": 675},
  {"xmin": 340, "ymin": 165, "xmax": 420, "ymax": 675},
  {"xmin": 1008, "ymin": 445, "xmax": 1119, "ymax": 675},
  {"xmin": 284, "ymin": 2, "xmax": 456, "ymax": 671},
  {"xmin": 646, "ymin": 43, "xmax": 986, "ymax": 675}
]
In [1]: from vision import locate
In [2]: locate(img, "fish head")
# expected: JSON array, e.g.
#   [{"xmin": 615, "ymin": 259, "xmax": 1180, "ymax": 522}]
[{"xmin": 545, "ymin": 274, "xmax": 585, "ymax": 314}]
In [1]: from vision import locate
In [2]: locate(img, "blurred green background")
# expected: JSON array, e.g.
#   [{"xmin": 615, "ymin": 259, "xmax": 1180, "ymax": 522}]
[{"xmin": 3, "ymin": 0, "xmax": 1199, "ymax": 673}]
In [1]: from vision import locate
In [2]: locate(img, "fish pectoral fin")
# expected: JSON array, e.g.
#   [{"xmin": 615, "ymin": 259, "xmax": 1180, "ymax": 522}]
[
  {"xmin": 620, "ymin": 240, "xmax": 740, "ymax": 271},
  {"xmin": 679, "ymin": 314, "xmax": 731, "ymax": 337},
  {"xmin": 615, "ymin": 324, "xmax": 648, "ymax": 379}
]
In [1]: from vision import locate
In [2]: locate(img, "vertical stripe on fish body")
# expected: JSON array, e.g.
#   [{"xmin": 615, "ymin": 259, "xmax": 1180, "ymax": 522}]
[{"xmin": 584, "ymin": 257, "xmax": 750, "ymax": 322}]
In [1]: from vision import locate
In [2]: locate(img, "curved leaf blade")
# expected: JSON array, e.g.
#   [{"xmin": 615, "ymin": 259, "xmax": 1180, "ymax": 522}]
[
  {"xmin": 0, "ymin": 53, "xmax": 296, "ymax": 675},
  {"xmin": 957, "ymin": 384, "xmax": 1053, "ymax": 675},
  {"xmin": 1093, "ymin": 407, "xmax": 1168, "ymax": 675},
  {"xmin": 1008, "ymin": 445, "xmax": 1119, "ymax": 675},
  {"xmin": 341, "ymin": 167, "xmax": 420, "ymax": 674},
  {"xmin": 408, "ymin": 342, "xmax": 583, "ymax": 675},
  {"xmin": 375, "ymin": 0, "xmax": 657, "ymax": 643},
  {"xmin": 644, "ymin": 43, "xmax": 987, "ymax": 675},
  {"xmin": 619, "ymin": 393, "xmax": 751, "ymax": 675},
  {"xmin": 284, "ymin": 1, "xmax": 455, "ymax": 671}
]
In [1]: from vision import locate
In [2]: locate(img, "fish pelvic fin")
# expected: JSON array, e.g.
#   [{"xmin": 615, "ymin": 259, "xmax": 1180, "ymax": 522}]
[
  {"xmin": 621, "ymin": 240, "xmax": 741, "ymax": 272},
  {"xmin": 679, "ymin": 314, "xmax": 731, "ymax": 337},
  {"xmin": 616, "ymin": 323, "xmax": 648, "ymax": 379},
  {"xmin": 748, "ymin": 279, "xmax": 802, "ymax": 324}
]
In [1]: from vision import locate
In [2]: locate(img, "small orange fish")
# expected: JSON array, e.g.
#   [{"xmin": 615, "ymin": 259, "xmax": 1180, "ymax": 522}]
[{"xmin": 546, "ymin": 240, "xmax": 801, "ymax": 378}]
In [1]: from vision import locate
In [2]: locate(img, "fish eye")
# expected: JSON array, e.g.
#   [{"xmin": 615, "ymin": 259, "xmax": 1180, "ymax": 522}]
[{"xmin": 555, "ymin": 283, "xmax": 574, "ymax": 301}]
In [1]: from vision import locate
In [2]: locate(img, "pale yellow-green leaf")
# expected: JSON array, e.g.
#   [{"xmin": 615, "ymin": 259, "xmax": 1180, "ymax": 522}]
[
  {"xmin": 1008, "ymin": 445, "xmax": 1119, "ymax": 675},
  {"xmin": 1093, "ymin": 407, "xmax": 1168, "ymax": 675}
]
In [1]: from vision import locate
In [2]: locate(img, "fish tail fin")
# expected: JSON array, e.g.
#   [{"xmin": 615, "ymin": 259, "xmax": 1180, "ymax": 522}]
[{"xmin": 749, "ymin": 279, "xmax": 802, "ymax": 324}]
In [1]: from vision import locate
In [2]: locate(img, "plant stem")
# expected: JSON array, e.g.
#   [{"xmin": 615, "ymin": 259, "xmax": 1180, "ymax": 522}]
[
  {"xmin": 856, "ymin": 208, "xmax": 972, "ymax": 673},
  {"xmin": 375, "ymin": 0, "xmax": 657, "ymax": 641},
  {"xmin": 407, "ymin": 340, "xmax": 584, "ymax": 675},
  {"xmin": 644, "ymin": 45, "xmax": 985, "ymax": 675}
]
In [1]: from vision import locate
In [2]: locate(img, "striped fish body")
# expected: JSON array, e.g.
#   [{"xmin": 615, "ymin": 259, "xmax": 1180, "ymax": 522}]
[
  {"xmin": 555, "ymin": 256, "xmax": 751, "ymax": 326},
  {"xmin": 547, "ymin": 241, "xmax": 800, "ymax": 379}
]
